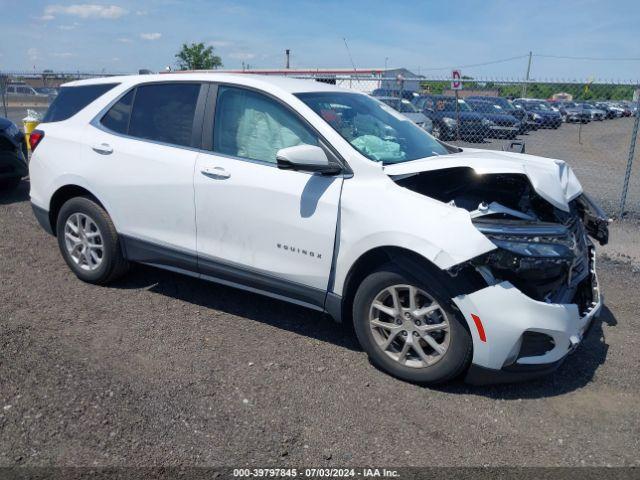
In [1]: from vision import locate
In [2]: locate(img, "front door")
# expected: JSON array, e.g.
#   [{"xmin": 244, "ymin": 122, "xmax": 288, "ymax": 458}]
[{"xmin": 194, "ymin": 85, "xmax": 342, "ymax": 308}]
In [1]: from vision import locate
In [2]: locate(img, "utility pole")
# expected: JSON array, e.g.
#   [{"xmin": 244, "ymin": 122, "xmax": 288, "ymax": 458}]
[
  {"xmin": 522, "ymin": 51, "xmax": 532, "ymax": 97},
  {"xmin": 285, "ymin": 49, "xmax": 290, "ymax": 69}
]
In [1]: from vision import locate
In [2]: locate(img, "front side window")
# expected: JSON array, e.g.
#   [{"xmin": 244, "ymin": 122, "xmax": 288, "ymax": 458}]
[
  {"xmin": 297, "ymin": 92, "xmax": 448, "ymax": 164},
  {"xmin": 128, "ymin": 83, "xmax": 201, "ymax": 147},
  {"xmin": 213, "ymin": 86, "xmax": 317, "ymax": 164}
]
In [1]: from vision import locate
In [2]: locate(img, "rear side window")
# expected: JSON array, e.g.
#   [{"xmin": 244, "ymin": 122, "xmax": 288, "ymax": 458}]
[
  {"xmin": 101, "ymin": 90, "xmax": 134, "ymax": 134},
  {"xmin": 128, "ymin": 83, "xmax": 201, "ymax": 147},
  {"xmin": 43, "ymin": 84, "xmax": 117, "ymax": 122}
]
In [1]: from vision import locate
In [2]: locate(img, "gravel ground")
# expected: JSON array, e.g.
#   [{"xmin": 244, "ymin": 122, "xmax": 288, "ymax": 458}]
[{"xmin": 1, "ymin": 181, "xmax": 639, "ymax": 468}]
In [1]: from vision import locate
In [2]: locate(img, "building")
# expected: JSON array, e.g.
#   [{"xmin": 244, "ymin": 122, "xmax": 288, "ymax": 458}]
[{"xmin": 207, "ymin": 67, "xmax": 424, "ymax": 94}]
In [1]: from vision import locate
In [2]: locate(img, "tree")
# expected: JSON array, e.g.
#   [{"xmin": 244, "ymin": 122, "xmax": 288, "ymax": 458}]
[{"xmin": 175, "ymin": 42, "xmax": 222, "ymax": 71}]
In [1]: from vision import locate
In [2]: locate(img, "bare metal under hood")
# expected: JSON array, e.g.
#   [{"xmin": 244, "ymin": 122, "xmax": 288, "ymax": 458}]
[{"xmin": 384, "ymin": 148, "xmax": 583, "ymax": 212}]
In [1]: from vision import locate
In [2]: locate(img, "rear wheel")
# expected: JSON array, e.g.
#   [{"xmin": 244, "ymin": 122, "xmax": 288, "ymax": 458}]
[
  {"xmin": 56, "ymin": 197, "xmax": 129, "ymax": 284},
  {"xmin": 353, "ymin": 265, "xmax": 472, "ymax": 384}
]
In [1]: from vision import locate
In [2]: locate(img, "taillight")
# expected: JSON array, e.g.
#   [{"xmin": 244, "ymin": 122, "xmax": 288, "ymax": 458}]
[{"xmin": 29, "ymin": 129, "xmax": 45, "ymax": 151}]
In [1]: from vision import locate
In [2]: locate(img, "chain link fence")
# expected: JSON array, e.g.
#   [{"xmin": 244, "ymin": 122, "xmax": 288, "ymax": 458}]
[
  {"xmin": 2, "ymin": 70, "xmax": 639, "ymax": 219},
  {"xmin": 289, "ymin": 73, "xmax": 640, "ymax": 219}
]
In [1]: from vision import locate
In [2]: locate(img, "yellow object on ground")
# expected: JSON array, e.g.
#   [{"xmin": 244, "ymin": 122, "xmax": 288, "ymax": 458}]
[{"xmin": 23, "ymin": 119, "xmax": 39, "ymax": 150}]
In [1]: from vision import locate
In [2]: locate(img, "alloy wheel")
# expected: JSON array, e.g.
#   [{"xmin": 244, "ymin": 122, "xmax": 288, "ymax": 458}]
[
  {"xmin": 63, "ymin": 213, "xmax": 104, "ymax": 271},
  {"xmin": 368, "ymin": 284, "xmax": 450, "ymax": 368}
]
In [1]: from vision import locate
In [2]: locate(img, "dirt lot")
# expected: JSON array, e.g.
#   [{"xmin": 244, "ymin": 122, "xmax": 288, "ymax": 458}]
[{"xmin": 1, "ymin": 179, "xmax": 639, "ymax": 468}]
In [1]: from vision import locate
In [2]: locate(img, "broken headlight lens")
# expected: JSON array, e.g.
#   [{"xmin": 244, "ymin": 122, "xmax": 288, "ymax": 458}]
[
  {"xmin": 490, "ymin": 238, "xmax": 572, "ymax": 258},
  {"xmin": 474, "ymin": 220, "xmax": 574, "ymax": 259}
]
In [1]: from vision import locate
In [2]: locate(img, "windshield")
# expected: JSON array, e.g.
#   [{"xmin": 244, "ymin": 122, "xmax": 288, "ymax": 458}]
[
  {"xmin": 296, "ymin": 92, "xmax": 448, "ymax": 164},
  {"xmin": 492, "ymin": 98, "xmax": 515, "ymax": 111},
  {"xmin": 399, "ymin": 99, "xmax": 419, "ymax": 113},
  {"xmin": 527, "ymin": 102, "xmax": 551, "ymax": 111},
  {"xmin": 430, "ymin": 97, "xmax": 472, "ymax": 112},
  {"xmin": 469, "ymin": 102, "xmax": 504, "ymax": 114}
]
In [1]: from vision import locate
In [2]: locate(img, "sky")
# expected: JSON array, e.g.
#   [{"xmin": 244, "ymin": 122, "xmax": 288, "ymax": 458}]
[{"xmin": 1, "ymin": 0, "xmax": 639, "ymax": 81}]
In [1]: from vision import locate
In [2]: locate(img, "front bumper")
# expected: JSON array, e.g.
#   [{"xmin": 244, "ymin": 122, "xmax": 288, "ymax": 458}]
[{"xmin": 454, "ymin": 250, "xmax": 602, "ymax": 384}]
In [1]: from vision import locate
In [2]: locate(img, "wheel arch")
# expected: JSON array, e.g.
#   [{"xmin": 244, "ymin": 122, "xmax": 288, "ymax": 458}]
[
  {"xmin": 334, "ymin": 245, "xmax": 486, "ymax": 326},
  {"xmin": 337, "ymin": 246, "xmax": 444, "ymax": 325},
  {"xmin": 48, "ymin": 184, "xmax": 106, "ymax": 236}
]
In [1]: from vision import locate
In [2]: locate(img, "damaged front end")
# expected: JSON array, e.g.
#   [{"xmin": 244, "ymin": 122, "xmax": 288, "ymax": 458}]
[
  {"xmin": 393, "ymin": 166, "xmax": 610, "ymax": 381},
  {"xmin": 394, "ymin": 167, "xmax": 609, "ymax": 308}
]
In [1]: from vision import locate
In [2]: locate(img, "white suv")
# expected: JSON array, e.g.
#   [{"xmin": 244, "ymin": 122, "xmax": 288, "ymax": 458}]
[{"xmin": 29, "ymin": 73, "xmax": 609, "ymax": 385}]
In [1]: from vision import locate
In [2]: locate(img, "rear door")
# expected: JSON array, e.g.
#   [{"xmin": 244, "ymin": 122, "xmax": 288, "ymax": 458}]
[
  {"xmin": 86, "ymin": 82, "xmax": 207, "ymax": 266},
  {"xmin": 193, "ymin": 84, "xmax": 343, "ymax": 307}
]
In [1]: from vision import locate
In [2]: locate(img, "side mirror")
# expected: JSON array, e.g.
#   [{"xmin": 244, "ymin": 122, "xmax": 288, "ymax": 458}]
[
  {"xmin": 276, "ymin": 144, "xmax": 341, "ymax": 174},
  {"xmin": 502, "ymin": 141, "xmax": 525, "ymax": 154}
]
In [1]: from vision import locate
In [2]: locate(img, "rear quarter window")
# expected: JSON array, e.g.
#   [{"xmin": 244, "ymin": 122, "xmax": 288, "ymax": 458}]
[{"xmin": 42, "ymin": 83, "xmax": 118, "ymax": 122}]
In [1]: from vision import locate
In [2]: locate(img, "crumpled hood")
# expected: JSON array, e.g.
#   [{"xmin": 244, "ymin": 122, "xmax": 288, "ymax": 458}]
[{"xmin": 384, "ymin": 148, "xmax": 583, "ymax": 212}]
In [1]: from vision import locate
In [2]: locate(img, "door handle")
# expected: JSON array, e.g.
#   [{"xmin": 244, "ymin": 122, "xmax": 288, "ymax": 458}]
[
  {"xmin": 201, "ymin": 166, "xmax": 231, "ymax": 179},
  {"xmin": 91, "ymin": 143, "xmax": 113, "ymax": 155}
]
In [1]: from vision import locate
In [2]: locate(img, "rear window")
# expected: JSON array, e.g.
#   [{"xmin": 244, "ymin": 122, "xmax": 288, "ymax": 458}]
[
  {"xmin": 42, "ymin": 83, "xmax": 117, "ymax": 122},
  {"xmin": 128, "ymin": 83, "xmax": 201, "ymax": 147}
]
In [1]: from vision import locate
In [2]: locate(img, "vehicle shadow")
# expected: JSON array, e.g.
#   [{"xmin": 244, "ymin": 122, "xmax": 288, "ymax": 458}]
[
  {"xmin": 437, "ymin": 305, "xmax": 616, "ymax": 399},
  {"xmin": 111, "ymin": 264, "xmax": 615, "ymax": 397},
  {"xmin": 110, "ymin": 264, "xmax": 361, "ymax": 352},
  {"xmin": 0, "ymin": 178, "xmax": 30, "ymax": 205}
]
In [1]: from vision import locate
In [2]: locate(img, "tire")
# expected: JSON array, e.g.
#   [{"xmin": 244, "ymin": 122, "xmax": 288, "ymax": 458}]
[
  {"xmin": 0, "ymin": 177, "xmax": 21, "ymax": 191},
  {"xmin": 352, "ymin": 264, "xmax": 472, "ymax": 384},
  {"xmin": 56, "ymin": 196, "xmax": 129, "ymax": 284}
]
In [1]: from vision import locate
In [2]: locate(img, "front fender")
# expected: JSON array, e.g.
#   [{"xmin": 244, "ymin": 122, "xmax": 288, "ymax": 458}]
[{"xmin": 332, "ymin": 177, "xmax": 496, "ymax": 295}]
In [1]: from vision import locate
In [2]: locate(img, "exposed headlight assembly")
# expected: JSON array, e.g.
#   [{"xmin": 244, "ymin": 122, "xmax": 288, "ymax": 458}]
[
  {"xmin": 474, "ymin": 220, "xmax": 574, "ymax": 259},
  {"xmin": 471, "ymin": 219, "xmax": 581, "ymax": 302},
  {"xmin": 489, "ymin": 238, "xmax": 572, "ymax": 258}
]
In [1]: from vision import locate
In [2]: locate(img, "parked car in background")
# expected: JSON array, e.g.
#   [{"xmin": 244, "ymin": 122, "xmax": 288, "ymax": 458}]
[
  {"xmin": 412, "ymin": 95, "xmax": 486, "ymax": 141},
  {"xmin": 34, "ymin": 87, "xmax": 60, "ymax": 99},
  {"xmin": 622, "ymin": 101, "xmax": 637, "ymax": 116},
  {"xmin": 512, "ymin": 99, "xmax": 562, "ymax": 129},
  {"xmin": 29, "ymin": 73, "xmax": 609, "ymax": 385},
  {"xmin": 465, "ymin": 99, "xmax": 522, "ymax": 138},
  {"xmin": 371, "ymin": 88, "xmax": 416, "ymax": 101},
  {"xmin": 5, "ymin": 83, "xmax": 49, "ymax": 98},
  {"xmin": 555, "ymin": 101, "xmax": 591, "ymax": 123},
  {"xmin": 576, "ymin": 103, "xmax": 606, "ymax": 121},
  {"xmin": 594, "ymin": 102, "xmax": 618, "ymax": 119},
  {"xmin": 0, "ymin": 116, "xmax": 29, "ymax": 191},
  {"xmin": 374, "ymin": 96, "xmax": 433, "ymax": 133},
  {"xmin": 610, "ymin": 102, "xmax": 632, "ymax": 117},
  {"xmin": 466, "ymin": 96, "xmax": 531, "ymax": 133}
]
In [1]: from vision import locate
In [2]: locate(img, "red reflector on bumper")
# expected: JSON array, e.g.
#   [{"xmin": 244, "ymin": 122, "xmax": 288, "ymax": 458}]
[{"xmin": 471, "ymin": 314, "xmax": 487, "ymax": 342}]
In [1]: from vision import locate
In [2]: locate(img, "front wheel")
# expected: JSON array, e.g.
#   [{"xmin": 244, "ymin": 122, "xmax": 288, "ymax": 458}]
[
  {"xmin": 56, "ymin": 196, "xmax": 129, "ymax": 284},
  {"xmin": 353, "ymin": 266, "xmax": 472, "ymax": 384}
]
